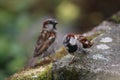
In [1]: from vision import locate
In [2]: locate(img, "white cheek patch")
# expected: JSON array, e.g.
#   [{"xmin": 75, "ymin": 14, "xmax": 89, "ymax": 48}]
[
  {"xmin": 70, "ymin": 37, "xmax": 77, "ymax": 45},
  {"xmin": 46, "ymin": 24, "xmax": 53, "ymax": 30}
]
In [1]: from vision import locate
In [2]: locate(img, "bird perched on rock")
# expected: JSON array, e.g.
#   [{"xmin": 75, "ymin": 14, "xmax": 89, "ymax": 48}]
[
  {"xmin": 28, "ymin": 19, "xmax": 58, "ymax": 67},
  {"xmin": 63, "ymin": 33, "xmax": 93, "ymax": 64}
]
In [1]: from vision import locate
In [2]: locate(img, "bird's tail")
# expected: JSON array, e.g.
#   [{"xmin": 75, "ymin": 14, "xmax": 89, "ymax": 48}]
[{"xmin": 26, "ymin": 57, "xmax": 38, "ymax": 68}]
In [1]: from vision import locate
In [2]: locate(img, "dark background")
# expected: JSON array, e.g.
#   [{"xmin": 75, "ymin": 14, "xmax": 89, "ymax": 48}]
[{"xmin": 0, "ymin": 0, "xmax": 120, "ymax": 79}]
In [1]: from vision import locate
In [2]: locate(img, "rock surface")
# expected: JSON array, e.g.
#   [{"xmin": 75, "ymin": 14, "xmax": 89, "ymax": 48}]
[{"xmin": 52, "ymin": 21, "xmax": 120, "ymax": 80}]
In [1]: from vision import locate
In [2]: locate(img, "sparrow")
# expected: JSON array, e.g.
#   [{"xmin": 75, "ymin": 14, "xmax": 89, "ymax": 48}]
[
  {"xmin": 28, "ymin": 18, "xmax": 58, "ymax": 67},
  {"xmin": 63, "ymin": 33, "xmax": 93, "ymax": 64}
]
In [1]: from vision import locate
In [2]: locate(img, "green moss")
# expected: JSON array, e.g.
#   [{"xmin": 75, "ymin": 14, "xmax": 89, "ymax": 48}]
[
  {"xmin": 53, "ymin": 47, "xmax": 67, "ymax": 59},
  {"xmin": 108, "ymin": 12, "xmax": 120, "ymax": 23},
  {"xmin": 36, "ymin": 64, "xmax": 52, "ymax": 80},
  {"xmin": 9, "ymin": 64, "xmax": 53, "ymax": 80},
  {"xmin": 87, "ymin": 31, "xmax": 103, "ymax": 41},
  {"xmin": 111, "ymin": 15, "xmax": 120, "ymax": 23}
]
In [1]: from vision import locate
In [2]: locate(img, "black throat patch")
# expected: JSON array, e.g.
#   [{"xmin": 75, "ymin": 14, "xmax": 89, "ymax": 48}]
[{"xmin": 66, "ymin": 43, "xmax": 78, "ymax": 53}]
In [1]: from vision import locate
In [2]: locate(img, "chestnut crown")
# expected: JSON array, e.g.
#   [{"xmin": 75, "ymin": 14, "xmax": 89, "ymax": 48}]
[
  {"xmin": 63, "ymin": 33, "xmax": 77, "ymax": 46},
  {"xmin": 43, "ymin": 19, "xmax": 58, "ymax": 31}
]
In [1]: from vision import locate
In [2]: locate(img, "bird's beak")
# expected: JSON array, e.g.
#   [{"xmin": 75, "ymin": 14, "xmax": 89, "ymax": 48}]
[
  {"xmin": 54, "ymin": 21, "xmax": 58, "ymax": 29},
  {"xmin": 54, "ymin": 20, "xmax": 58, "ymax": 24}
]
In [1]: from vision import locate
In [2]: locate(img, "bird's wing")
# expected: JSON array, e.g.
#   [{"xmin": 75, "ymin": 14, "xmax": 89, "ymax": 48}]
[{"xmin": 33, "ymin": 31, "xmax": 56, "ymax": 57}]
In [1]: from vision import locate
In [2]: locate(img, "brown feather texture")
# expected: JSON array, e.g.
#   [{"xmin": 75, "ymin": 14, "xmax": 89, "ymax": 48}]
[{"xmin": 27, "ymin": 19, "xmax": 58, "ymax": 68}]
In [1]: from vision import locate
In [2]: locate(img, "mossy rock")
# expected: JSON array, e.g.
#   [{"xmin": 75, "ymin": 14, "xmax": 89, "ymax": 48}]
[
  {"xmin": 8, "ymin": 47, "xmax": 67, "ymax": 80},
  {"xmin": 9, "ymin": 63, "xmax": 52, "ymax": 80},
  {"xmin": 108, "ymin": 11, "xmax": 120, "ymax": 23}
]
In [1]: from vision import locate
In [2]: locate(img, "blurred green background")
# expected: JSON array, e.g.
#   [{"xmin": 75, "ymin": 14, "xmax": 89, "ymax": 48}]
[{"xmin": 0, "ymin": 0, "xmax": 120, "ymax": 79}]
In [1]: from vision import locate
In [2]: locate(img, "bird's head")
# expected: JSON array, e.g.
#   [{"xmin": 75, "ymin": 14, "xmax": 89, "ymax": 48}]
[
  {"xmin": 63, "ymin": 33, "xmax": 77, "ymax": 46},
  {"xmin": 43, "ymin": 19, "xmax": 58, "ymax": 31},
  {"xmin": 63, "ymin": 33, "xmax": 78, "ymax": 53}
]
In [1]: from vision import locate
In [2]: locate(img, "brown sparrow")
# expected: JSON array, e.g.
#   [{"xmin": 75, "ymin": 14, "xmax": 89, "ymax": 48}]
[
  {"xmin": 28, "ymin": 19, "xmax": 58, "ymax": 67},
  {"xmin": 63, "ymin": 33, "xmax": 93, "ymax": 64}
]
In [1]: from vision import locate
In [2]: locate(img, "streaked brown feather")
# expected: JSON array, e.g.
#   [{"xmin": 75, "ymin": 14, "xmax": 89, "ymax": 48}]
[
  {"xmin": 77, "ymin": 34, "xmax": 93, "ymax": 48},
  {"xmin": 33, "ymin": 30, "xmax": 56, "ymax": 57}
]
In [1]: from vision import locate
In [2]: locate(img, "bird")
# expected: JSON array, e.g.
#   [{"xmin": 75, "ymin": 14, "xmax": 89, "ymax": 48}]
[
  {"xmin": 28, "ymin": 18, "xmax": 58, "ymax": 67},
  {"xmin": 63, "ymin": 33, "xmax": 93, "ymax": 64}
]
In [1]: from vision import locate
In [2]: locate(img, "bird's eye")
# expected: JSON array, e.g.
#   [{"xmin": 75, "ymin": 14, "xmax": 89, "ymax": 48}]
[
  {"xmin": 46, "ymin": 21, "xmax": 49, "ymax": 24},
  {"xmin": 48, "ymin": 21, "xmax": 51, "ymax": 24},
  {"xmin": 47, "ymin": 21, "xmax": 52, "ymax": 24},
  {"xmin": 66, "ymin": 37, "xmax": 69, "ymax": 41},
  {"xmin": 66, "ymin": 37, "xmax": 70, "ymax": 42}
]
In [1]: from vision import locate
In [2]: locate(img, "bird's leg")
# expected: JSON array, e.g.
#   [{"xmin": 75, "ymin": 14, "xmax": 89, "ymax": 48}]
[
  {"xmin": 69, "ymin": 56, "xmax": 76, "ymax": 65},
  {"xmin": 43, "ymin": 51, "xmax": 54, "ymax": 62},
  {"xmin": 43, "ymin": 57, "xmax": 47, "ymax": 61}
]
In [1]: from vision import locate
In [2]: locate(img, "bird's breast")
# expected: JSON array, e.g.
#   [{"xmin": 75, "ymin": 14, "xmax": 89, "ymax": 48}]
[{"xmin": 66, "ymin": 43, "xmax": 78, "ymax": 53}]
